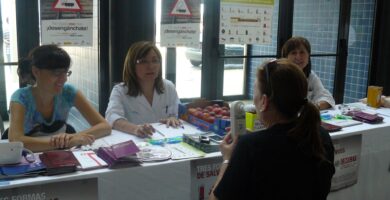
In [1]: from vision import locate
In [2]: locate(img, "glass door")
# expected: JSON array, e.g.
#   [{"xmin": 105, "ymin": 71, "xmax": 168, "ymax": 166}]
[
  {"xmin": 155, "ymin": 0, "xmax": 202, "ymax": 99},
  {"xmin": 292, "ymin": 0, "xmax": 340, "ymax": 97},
  {"xmin": 0, "ymin": 0, "xmax": 18, "ymax": 120}
]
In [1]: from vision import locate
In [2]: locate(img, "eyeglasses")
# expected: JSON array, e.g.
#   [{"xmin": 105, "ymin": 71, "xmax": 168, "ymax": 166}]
[
  {"xmin": 49, "ymin": 69, "xmax": 72, "ymax": 77},
  {"xmin": 263, "ymin": 59, "xmax": 278, "ymax": 96},
  {"xmin": 136, "ymin": 58, "xmax": 161, "ymax": 65}
]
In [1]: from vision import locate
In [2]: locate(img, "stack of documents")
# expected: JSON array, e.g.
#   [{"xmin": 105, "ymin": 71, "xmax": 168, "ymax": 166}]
[{"xmin": 73, "ymin": 150, "xmax": 108, "ymax": 170}]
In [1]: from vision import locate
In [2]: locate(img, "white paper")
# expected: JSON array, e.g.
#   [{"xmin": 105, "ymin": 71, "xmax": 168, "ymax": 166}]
[
  {"xmin": 72, "ymin": 151, "xmax": 107, "ymax": 170},
  {"xmin": 165, "ymin": 143, "xmax": 205, "ymax": 160},
  {"xmin": 151, "ymin": 121, "xmax": 205, "ymax": 140}
]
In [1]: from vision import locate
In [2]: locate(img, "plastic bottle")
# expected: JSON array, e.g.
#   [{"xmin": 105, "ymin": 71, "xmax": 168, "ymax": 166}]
[{"xmin": 230, "ymin": 101, "xmax": 246, "ymax": 137}]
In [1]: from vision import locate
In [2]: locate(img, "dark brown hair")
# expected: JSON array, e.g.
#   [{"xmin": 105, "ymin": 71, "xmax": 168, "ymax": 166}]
[
  {"xmin": 122, "ymin": 41, "xmax": 164, "ymax": 96},
  {"xmin": 281, "ymin": 36, "xmax": 312, "ymax": 78},
  {"xmin": 257, "ymin": 58, "xmax": 325, "ymax": 160},
  {"xmin": 18, "ymin": 45, "xmax": 71, "ymax": 84}
]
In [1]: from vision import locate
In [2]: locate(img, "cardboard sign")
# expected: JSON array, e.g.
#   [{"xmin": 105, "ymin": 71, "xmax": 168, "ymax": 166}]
[{"xmin": 331, "ymin": 134, "xmax": 362, "ymax": 191}]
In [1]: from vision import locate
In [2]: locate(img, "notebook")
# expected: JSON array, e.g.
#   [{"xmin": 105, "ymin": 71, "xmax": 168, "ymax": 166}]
[
  {"xmin": 0, "ymin": 154, "xmax": 46, "ymax": 179},
  {"xmin": 39, "ymin": 150, "xmax": 79, "ymax": 175},
  {"xmin": 323, "ymin": 118, "xmax": 362, "ymax": 128},
  {"xmin": 321, "ymin": 121, "xmax": 342, "ymax": 132},
  {"xmin": 96, "ymin": 140, "xmax": 141, "ymax": 169}
]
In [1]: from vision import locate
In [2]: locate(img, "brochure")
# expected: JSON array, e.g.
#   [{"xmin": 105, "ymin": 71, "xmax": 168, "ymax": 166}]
[{"xmin": 72, "ymin": 150, "xmax": 108, "ymax": 170}]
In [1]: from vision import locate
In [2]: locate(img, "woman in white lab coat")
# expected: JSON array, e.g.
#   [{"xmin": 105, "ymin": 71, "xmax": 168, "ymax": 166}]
[
  {"xmin": 105, "ymin": 41, "xmax": 181, "ymax": 137},
  {"xmin": 281, "ymin": 36, "xmax": 335, "ymax": 110}
]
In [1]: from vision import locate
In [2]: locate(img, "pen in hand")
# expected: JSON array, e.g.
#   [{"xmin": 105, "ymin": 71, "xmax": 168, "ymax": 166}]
[{"xmin": 155, "ymin": 130, "xmax": 166, "ymax": 138}]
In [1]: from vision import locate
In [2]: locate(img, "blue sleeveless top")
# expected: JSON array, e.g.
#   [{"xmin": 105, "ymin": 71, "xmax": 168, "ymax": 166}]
[{"xmin": 10, "ymin": 83, "xmax": 77, "ymax": 135}]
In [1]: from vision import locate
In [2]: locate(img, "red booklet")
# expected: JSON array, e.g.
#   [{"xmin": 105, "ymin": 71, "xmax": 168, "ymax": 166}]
[
  {"xmin": 321, "ymin": 121, "xmax": 342, "ymax": 132},
  {"xmin": 39, "ymin": 150, "xmax": 79, "ymax": 175}
]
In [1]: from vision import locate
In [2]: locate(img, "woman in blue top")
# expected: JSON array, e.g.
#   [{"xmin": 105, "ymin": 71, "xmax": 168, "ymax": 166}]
[{"xmin": 8, "ymin": 45, "xmax": 111, "ymax": 152}]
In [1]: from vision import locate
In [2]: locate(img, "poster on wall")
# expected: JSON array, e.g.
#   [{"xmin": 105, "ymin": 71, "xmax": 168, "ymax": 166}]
[
  {"xmin": 40, "ymin": 0, "xmax": 93, "ymax": 46},
  {"xmin": 220, "ymin": 0, "xmax": 274, "ymax": 45},
  {"xmin": 160, "ymin": 0, "xmax": 201, "ymax": 47},
  {"xmin": 331, "ymin": 134, "xmax": 362, "ymax": 191},
  {"xmin": 190, "ymin": 157, "xmax": 222, "ymax": 200}
]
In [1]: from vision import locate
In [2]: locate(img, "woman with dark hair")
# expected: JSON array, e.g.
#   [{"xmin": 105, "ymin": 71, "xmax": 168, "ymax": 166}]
[
  {"xmin": 8, "ymin": 45, "xmax": 111, "ymax": 152},
  {"xmin": 105, "ymin": 41, "xmax": 181, "ymax": 137},
  {"xmin": 282, "ymin": 36, "xmax": 335, "ymax": 110},
  {"xmin": 209, "ymin": 59, "xmax": 335, "ymax": 200}
]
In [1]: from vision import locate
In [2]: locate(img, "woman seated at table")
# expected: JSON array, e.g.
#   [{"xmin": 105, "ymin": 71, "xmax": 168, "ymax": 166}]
[
  {"xmin": 209, "ymin": 59, "xmax": 335, "ymax": 200},
  {"xmin": 282, "ymin": 36, "xmax": 335, "ymax": 110},
  {"xmin": 105, "ymin": 41, "xmax": 181, "ymax": 138},
  {"xmin": 8, "ymin": 45, "xmax": 111, "ymax": 152}
]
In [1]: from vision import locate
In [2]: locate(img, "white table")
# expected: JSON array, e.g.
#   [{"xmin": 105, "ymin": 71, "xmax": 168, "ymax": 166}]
[
  {"xmin": 326, "ymin": 106, "xmax": 390, "ymax": 200},
  {"xmin": 1, "ymin": 105, "xmax": 390, "ymax": 200}
]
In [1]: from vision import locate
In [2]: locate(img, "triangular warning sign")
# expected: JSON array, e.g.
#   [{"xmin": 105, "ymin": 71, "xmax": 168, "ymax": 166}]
[
  {"xmin": 169, "ymin": 0, "xmax": 192, "ymax": 16},
  {"xmin": 52, "ymin": 0, "xmax": 83, "ymax": 12}
]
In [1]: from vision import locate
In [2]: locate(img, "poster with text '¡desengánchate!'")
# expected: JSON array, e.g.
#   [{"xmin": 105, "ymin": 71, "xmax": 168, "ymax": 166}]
[
  {"xmin": 40, "ymin": 0, "xmax": 93, "ymax": 46},
  {"xmin": 160, "ymin": 0, "xmax": 201, "ymax": 47}
]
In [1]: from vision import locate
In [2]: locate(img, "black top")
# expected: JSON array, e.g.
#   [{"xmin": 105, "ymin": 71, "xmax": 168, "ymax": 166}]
[{"xmin": 214, "ymin": 122, "xmax": 335, "ymax": 200}]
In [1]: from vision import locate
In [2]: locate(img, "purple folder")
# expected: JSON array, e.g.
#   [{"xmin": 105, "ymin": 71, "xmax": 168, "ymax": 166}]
[{"xmin": 96, "ymin": 140, "xmax": 141, "ymax": 169}]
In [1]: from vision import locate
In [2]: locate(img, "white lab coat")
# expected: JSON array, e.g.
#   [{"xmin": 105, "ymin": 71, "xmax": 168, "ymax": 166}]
[
  {"xmin": 307, "ymin": 71, "xmax": 336, "ymax": 108},
  {"xmin": 244, "ymin": 70, "xmax": 336, "ymax": 111},
  {"xmin": 105, "ymin": 79, "xmax": 180, "ymax": 125}
]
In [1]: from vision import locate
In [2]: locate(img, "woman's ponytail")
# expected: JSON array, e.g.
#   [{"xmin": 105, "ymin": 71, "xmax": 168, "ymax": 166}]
[
  {"xmin": 290, "ymin": 101, "xmax": 325, "ymax": 160},
  {"xmin": 17, "ymin": 58, "xmax": 34, "ymax": 85}
]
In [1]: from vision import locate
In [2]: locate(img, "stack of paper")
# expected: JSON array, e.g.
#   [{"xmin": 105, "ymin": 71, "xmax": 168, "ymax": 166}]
[
  {"xmin": 73, "ymin": 151, "xmax": 108, "ymax": 170},
  {"xmin": 165, "ymin": 142, "xmax": 206, "ymax": 160},
  {"xmin": 324, "ymin": 118, "xmax": 362, "ymax": 127}
]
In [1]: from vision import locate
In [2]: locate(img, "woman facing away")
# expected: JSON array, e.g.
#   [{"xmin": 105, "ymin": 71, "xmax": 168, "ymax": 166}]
[
  {"xmin": 105, "ymin": 41, "xmax": 181, "ymax": 138},
  {"xmin": 209, "ymin": 59, "xmax": 335, "ymax": 200},
  {"xmin": 8, "ymin": 45, "xmax": 111, "ymax": 152},
  {"xmin": 282, "ymin": 36, "xmax": 336, "ymax": 110}
]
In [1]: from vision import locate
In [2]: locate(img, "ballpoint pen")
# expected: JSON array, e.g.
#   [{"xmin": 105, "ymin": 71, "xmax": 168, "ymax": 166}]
[{"xmin": 155, "ymin": 129, "xmax": 166, "ymax": 138}]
